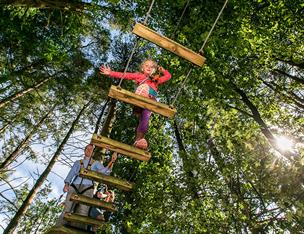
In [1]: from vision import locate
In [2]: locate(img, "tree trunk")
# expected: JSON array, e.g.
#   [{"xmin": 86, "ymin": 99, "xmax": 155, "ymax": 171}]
[
  {"xmin": 273, "ymin": 69, "xmax": 304, "ymax": 85},
  {"xmin": 3, "ymin": 101, "xmax": 90, "ymax": 234},
  {"xmin": 173, "ymin": 119, "xmax": 199, "ymax": 199},
  {"xmin": 0, "ymin": 104, "xmax": 57, "ymax": 171},
  {"xmin": 231, "ymin": 83, "xmax": 295, "ymax": 159},
  {"xmin": 261, "ymin": 79, "xmax": 304, "ymax": 109},
  {"xmin": 0, "ymin": 77, "xmax": 52, "ymax": 109},
  {"xmin": 93, "ymin": 98, "xmax": 110, "ymax": 134},
  {"xmin": 0, "ymin": 116, "xmax": 17, "ymax": 135},
  {"xmin": 207, "ymin": 137, "xmax": 261, "ymax": 233},
  {"xmin": 276, "ymin": 59, "xmax": 304, "ymax": 70},
  {"xmin": 93, "ymin": 99, "xmax": 116, "ymax": 158},
  {"xmin": 100, "ymin": 99, "xmax": 117, "ymax": 137},
  {"xmin": 0, "ymin": 123, "xmax": 10, "ymax": 135}
]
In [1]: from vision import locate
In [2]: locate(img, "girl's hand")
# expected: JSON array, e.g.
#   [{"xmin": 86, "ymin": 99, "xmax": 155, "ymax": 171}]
[
  {"xmin": 111, "ymin": 152, "xmax": 118, "ymax": 162},
  {"xmin": 152, "ymin": 75, "xmax": 160, "ymax": 82},
  {"xmin": 158, "ymin": 66, "xmax": 165, "ymax": 73},
  {"xmin": 99, "ymin": 65, "xmax": 111, "ymax": 75}
]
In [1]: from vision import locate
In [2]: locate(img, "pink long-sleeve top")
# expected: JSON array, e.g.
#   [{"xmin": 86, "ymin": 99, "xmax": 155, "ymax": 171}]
[{"xmin": 108, "ymin": 70, "xmax": 172, "ymax": 92}]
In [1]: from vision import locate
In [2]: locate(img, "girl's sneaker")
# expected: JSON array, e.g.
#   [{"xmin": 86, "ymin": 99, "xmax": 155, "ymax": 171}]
[{"xmin": 134, "ymin": 138, "xmax": 148, "ymax": 150}]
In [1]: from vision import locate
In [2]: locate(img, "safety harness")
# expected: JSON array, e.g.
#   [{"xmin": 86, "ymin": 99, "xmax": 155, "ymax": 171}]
[{"xmin": 71, "ymin": 159, "xmax": 95, "ymax": 194}]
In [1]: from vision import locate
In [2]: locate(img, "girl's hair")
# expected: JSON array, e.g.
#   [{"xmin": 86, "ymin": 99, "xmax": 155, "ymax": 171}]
[{"xmin": 140, "ymin": 59, "xmax": 158, "ymax": 72}]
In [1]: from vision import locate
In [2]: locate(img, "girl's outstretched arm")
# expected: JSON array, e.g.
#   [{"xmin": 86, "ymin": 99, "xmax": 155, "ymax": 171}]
[
  {"xmin": 99, "ymin": 65, "xmax": 112, "ymax": 75},
  {"xmin": 99, "ymin": 64, "xmax": 145, "ymax": 81}
]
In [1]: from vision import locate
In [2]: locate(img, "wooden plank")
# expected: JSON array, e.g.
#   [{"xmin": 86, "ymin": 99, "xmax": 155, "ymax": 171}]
[
  {"xmin": 79, "ymin": 168, "xmax": 134, "ymax": 191},
  {"xmin": 64, "ymin": 213, "xmax": 104, "ymax": 227},
  {"xmin": 108, "ymin": 85, "xmax": 177, "ymax": 118},
  {"xmin": 70, "ymin": 193, "xmax": 117, "ymax": 212},
  {"xmin": 46, "ymin": 225, "xmax": 94, "ymax": 234},
  {"xmin": 132, "ymin": 22, "xmax": 206, "ymax": 67},
  {"xmin": 91, "ymin": 133, "xmax": 151, "ymax": 162}
]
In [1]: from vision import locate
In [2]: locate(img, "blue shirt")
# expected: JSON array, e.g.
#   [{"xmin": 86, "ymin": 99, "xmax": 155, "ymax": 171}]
[{"xmin": 64, "ymin": 158, "xmax": 112, "ymax": 186}]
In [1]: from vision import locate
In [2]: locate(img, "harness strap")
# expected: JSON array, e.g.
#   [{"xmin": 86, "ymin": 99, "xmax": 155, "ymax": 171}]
[
  {"xmin": 71, "ymin": 183, "xmax": 94, "ymax": 194},
  {"xmin": 138, "ymin": 76, "xmax": 150, "ymax": 86},
  {"xmin": 80, "ymin": 159, "xmax": 95, "ymax": 170},
  {"xmin": 71, "ymin": 159, "xmax": 96, "ymax": 185}
]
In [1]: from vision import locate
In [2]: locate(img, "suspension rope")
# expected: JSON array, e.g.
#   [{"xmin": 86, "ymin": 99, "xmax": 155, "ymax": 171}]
[
  {"xmin": 199, "ymin": 0, "xmax": 229, "ymax": 52},
  {"xmin": 171, "ymin": 0, "xmax": 228, "ymax": 105},
  {"xmin": 161, "ymin": 0, "xmax": 190, "ymax": 69},
  {"xmin": 161, "ymin": 0, "xmax": 191, "ymax": 106},
  {"xmin": 118, "ymin": 38, "xmax": 140, "ymax": 87},
  {"xmin": 143, "ymin": 0, "xmax": 156, "ymax": 25},
  {"xmin": 117, "ymin": 0, "xmax": 156, "ymax": 87},
  {"xmin": 172, "ymin": 0, "xmax": 191, "ymax": 38},
  {"xmin": 171, "ymin": 68, "xmax": 193, "ymax": 106}
]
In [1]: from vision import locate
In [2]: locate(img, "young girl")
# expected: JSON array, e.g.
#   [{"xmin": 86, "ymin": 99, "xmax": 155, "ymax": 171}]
[
  {"xmin": 88, "ymin": 185, "xmax": 115, "ymax": 231},
  {"xmin": 99, "ymin": 60, "xmax": 171, "ymax": 150}
]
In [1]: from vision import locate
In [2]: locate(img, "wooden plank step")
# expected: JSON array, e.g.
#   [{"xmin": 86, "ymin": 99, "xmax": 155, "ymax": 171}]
[
  {"xmin": 46, "ymin": 225, "xmax": 94, "ymax": 234},
  {"xmin": 79, "ymin": 168, "xmax": 134, "ymax": 191},
  {"xmin": 108, "ymin": 85, "xmax": 176, "ymax": 119},
  {"xmin": 91, "ymin": 133, "xmax": 151, "ymax": 162},
  {"xmin": 70, "ymin": 193, "xmax": 117, "ymax": 212},
  {"xmin": 132, "ymin": 22, "xmax": 206, "ymax": 67},
  {"xmin": 63, "ymin": 213, "xmax": 104, "ymax": 227}
]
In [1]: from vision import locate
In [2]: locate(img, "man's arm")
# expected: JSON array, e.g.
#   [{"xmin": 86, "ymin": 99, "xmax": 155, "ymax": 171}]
[
  {"xmin": 106, "ymin": 152, "xmax": 117, "ymax": 171},
  {"xmin": 63, "ymin": 161, "xmax": 79, "ymax": 192},
  {"xmin": 94, "ymin": 152, "xmax": 117, "ymax": 175}
]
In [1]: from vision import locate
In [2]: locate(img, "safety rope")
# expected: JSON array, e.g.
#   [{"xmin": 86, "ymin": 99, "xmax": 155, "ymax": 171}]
[
  {"xmin": 171, "ymin": 67, "xmax": 193, "ymax": 106},
  {"xmin": 118, "ymin": 0, "xmax": 156, "ymax": 87},
  {"xmin": 68, "ymin": 155, "xmax": 95, "ymax": 214},
  {"xmin": 199, "ymin": 0, "xmax": 229, "ymax": 52},
  {"xmin": 153, "ymin": 0, "xmax": 191, "ymax": 106},
  {"xmin": 143, "ymin": 0, "xmax": 156, "ymax": 25},
  {"xmin": 171, "ymin": 0, "xmax": 229, "ymax": 105},
  {"xmin": 117, "ymin": 38, "xmax": 139, "ymax": 87},
  {"xmin": 172, "ymin": 0, "xmax": 191, "ymax": 38}
]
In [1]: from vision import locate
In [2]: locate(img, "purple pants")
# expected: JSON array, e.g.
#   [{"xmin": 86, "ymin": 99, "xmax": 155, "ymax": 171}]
[{"xmin": 136, "ymin": 109, "xmax": 152, "ymax": 133}]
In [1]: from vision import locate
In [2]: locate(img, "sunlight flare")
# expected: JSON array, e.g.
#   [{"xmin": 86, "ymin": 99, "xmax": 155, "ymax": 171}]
[{"xmin": 275, "ymin": 136, "xmax": 294, "ymax": 152}]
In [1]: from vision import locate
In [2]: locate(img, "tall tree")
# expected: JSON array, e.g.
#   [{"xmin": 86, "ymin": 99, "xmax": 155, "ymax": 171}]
[
  {"xmin": 3, "ymin": 100, "xmax": 90, "ymax": 234},
  {"xmin": 0, "ymin": 103, "xmax": 57, "ymax": 171},
  {"xmin": 0, "ymin": 77, "xmax": 53, "ymax": 109}
]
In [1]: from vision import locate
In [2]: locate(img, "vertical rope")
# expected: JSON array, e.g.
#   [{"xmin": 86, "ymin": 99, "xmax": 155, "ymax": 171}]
[
  {"xmin": 171, "ymin": 0, "xmax": 228, "ymax": 105},
  {"xmin": 199, "ymin": 0, "xmax": 229, "ymax": 52},
  {"xmin": 117, "ymin": 38, "xmax": 140, "ymax": 87},
  {"xmin": 171, "ymin": 67, "xmax": 193, "ymax": 106},
  {"xmin": 172, "ymin": 0, "xmax": 191, "ymax": 38},
  {"xmin": 143, "ymin": 0, "xmax": 156, "ymax": 25},
  {"xmin": 117, "ymin": 0, "xmax": 156, "ymax": 87}
]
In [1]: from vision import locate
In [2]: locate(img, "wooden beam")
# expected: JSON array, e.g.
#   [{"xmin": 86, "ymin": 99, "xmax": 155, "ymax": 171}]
[
  {"xmin": 64, "ymin": 213, "xmax": 104, "ymax": 227},
  {"xmin": 91, "ymin": 133, "xmax": 151, "ymax": 162},
  {"xmin": 132, "ymin": 22, "xmax": 206, "ymax": 67},
  {"xmin": 79, "ymin": 168, "xmax": 134, "ymax": 191},
  {"xmin": 46, "ymin": 225, "xmax": 94, "ymax": 234},
  {"xmin": 70, "ymin": 193, "xmax": 117, "ymax": 212},
  {"xmin": 108, "ymin": 85, "xmax": 176, "ymax": 118}
]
